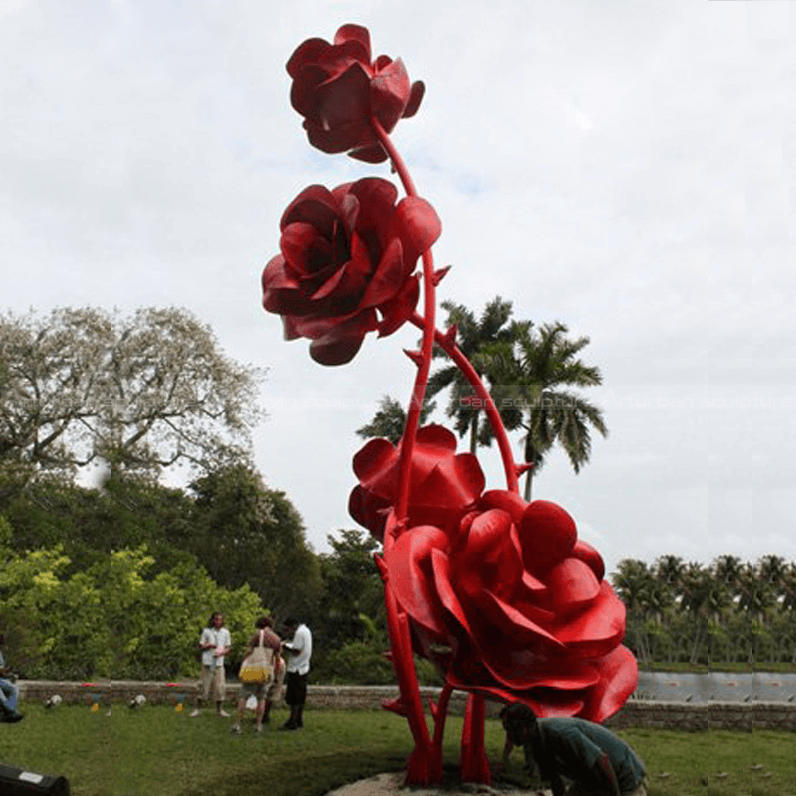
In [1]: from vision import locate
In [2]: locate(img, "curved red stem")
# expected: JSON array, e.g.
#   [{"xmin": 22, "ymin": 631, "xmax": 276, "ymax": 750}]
[
  {"xmin": 371, "ymin": 118, "xmax": 440, "ymax": 785},
  {"xmin": 371, "ymin": 118, "xmax": 436, "ymax": 532},
  {"xmin": 410, "ymin": 313, "xmax": 519, "ymax": 494}
]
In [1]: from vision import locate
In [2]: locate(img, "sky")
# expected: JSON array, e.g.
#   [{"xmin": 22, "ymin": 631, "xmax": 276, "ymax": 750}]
[{"xmin": 2, "ymin": 0, "xmax": 794, "ymax": 575}]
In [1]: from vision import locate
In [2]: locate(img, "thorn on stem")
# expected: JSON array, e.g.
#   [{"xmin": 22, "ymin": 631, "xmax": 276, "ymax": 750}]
[
  {"xmin": 404, "ymin": 349, "xmax": 424, "ymax": 367},
  {"xmin": 432, "ymin": 265, "xmax": 451, "ymax": 286},
  {"xmin": 442, "ymin": 325, "xmax": 457, "ymax": 346}
]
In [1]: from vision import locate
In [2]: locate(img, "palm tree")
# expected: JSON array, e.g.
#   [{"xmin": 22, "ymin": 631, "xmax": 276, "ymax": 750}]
[
  {"xmin": 424, "ymin": 296, "xmax": 528, "ymax": 454},
  {"xmin": 611, "ymin": 558, "xmax": 660, "ymax": 665},
  {"xmin": 738, "ymin": 560, "xmax": 776, "ymax": 665},
  {"xmin": 477, "ymin": 321, "xmax": 607, "ymax": 500},
  {"xmin": 778, "ymin": 563, "xmax": 796, "ymax": 664},
  {"xmin": 356, "ymin": 395, "xmax": 436, "ymax": 445},
  {"xmin": 679, "ymin": 561, "xmax": 714, "ymax": 665}
]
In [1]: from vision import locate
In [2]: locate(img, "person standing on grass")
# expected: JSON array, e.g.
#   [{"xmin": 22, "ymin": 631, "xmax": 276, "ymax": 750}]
[
  {"xmin": 0, "ymin": 633, "xmax": 23, "ymax": 723},
  {"xmin": 279, "ymin": 617, "xmax": 312, "ymax": 731},
  {"xmin": 262, "ymin": 650, "xmax": 285, "ymax": 725},
  {"xmin": 191, "ymin": 611, "xmax": 231, "ymax": 718},
  {"xmin": 230, "ymin": 616, "xmax": 282, "ymax": 735},
  {"xmin": 499, "ymin": 702, "xmax": 647, "ymax": 796}
]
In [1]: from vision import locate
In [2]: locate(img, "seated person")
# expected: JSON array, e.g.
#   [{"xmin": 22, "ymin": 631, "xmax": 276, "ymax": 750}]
[{"xmin": 0, "ymin": 634, "xmax": 23, "ymax": 723}]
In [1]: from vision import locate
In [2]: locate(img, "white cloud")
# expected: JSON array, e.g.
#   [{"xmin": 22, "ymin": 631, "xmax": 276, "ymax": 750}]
[{"xmin": 1, "ymin": 0, "xmax": 794, "ymax": 568}]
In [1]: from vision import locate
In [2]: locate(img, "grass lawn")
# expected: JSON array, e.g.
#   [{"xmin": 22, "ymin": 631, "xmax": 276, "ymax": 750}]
[{"xmin": 1, "ymin": 704, "xmax": 795, "ymax": 796}]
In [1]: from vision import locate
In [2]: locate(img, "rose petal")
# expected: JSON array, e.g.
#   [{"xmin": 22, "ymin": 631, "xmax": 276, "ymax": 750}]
[
  {"xmin": 262, "ymin": 255, "xmax": 300, "ymax": 291},
  {"xmin": 579, "ymin": 645, "xmax": 639, "ymax": 722},
  {"xmin": 371, "ymin": 57, "xmax": 411, "ymax": 132},
  {"xmin": 308, "ymin": 310, "xmax": 377, "ymax": 366},
  {"xmin": 519, "ymin": 500, "xmax": 578, "ymax": 575},
  {"xmin": 281, "ymin": 314, "xmax": 302, "ymax": 341},
  {"xmin": 377, "ymin": 274, "xmax": 420, "ymax": 337},
  {"xmin": 444, "ymin": 673, "xmax": 586, "ymax": 719},
  {"xmin": 413, "ymin": 460, "xmax": 481, "ymax": 520},
  {"xmin": 348, "ymin": 178, "xmax": 399, "ymax": 234},
  {"xmin": 305, "ymin": 117, "xmax": 370, "ymax": 155},
  {"xmin": 348, "ymin": 485, "xmax": 390, "ymax": 541},
  {"xmin": 470, "ymin": 587, "xmax": 563, "ymax": 649},
  {"xmin": 571, "ymin": 539, "xmax": 606, "ymax": 582},
  {"xmin": 431, "ymin": 547, "xmax": 472, "ymax": 635},
  {"xmin": 545, "ymin": 557, "xmax": 601, "ymax": 614},
  {"xmin": 352, "ymin": 437, "xmax": 397, "ymax": 486},
  {"xmin": 390, "ymin": 196, "xmax": 442, "ymax": 271},
  {"xmin": 479, "ymin": 489, "xmax": 528, "ymax": 524},
  {"xmin": 359, "ymin": 237, "xmax": 404, "ymax": 308},
  {"xmin": 280, "ymin": 222, "xmax": 333, "ymax": 277},
  {"xmin": 334, "ymin": 191, "xmax": 359, "ymax": 238},
  {"xmin": 551, "ymin": 582, "xmax": 626, "ymax": 655},
  {"xmin": 458, "ymin": 508, "xmax": 513, "ymax": 568},
  {"xmin": 263, "ymin": 288, "xmax": 309, "ymax": 318},
  {"xmin": 386, "ymin": 524, "xmax": 450, "ymax": 636},
  {"xmin": 310, "ymin": 257, "xmax": 368, "ymax": 302},
  {"xmin": 474, "ymin": 646, "xmax": 601, "ymax": 693},
  {"xmin": 286, "ymin": 39, "xmax": 332, "ymax": 79},
  {"xmin": 315, "ymin": 62, "xmax": 371, "ymax": 128},
  {"xmin": 296, "ymin": 62, "xmax": 371, "ymax": 152},
  {"xmin": 403, "ymin": 81, "xmax": 426, "ymax": 118},
  {"xmin": 413, "ymin": 424, "xmax": 460, "ymax": 453},
  {"xmin": 280, "ymin": 185, "xmax": 338, "ymax": 236},
  {"xmin": 287, "ymin": 310, "xmax": 359, "ymax": 340},
  {"xmin": 333, "ymin": 24, "xmax": 371, "ymax": 63},
  {"xmin": 348, "ymin": 142, "xmax": 388, "ymax": 163}
]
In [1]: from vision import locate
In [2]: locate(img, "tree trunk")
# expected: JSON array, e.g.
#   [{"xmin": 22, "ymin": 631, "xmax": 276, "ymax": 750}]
[
  {"xmin": 523, "ymin": 434, "xmax": 535, "ymax": 501},
  {"xmin": 690, "ymin": 621, "xmax": 705, "ymax": 665}
]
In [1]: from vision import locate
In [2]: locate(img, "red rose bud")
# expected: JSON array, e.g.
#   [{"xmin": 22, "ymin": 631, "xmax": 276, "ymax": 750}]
[{"xmin": 287, "ymin": 23, "xmax": 425, "ymax": 162}]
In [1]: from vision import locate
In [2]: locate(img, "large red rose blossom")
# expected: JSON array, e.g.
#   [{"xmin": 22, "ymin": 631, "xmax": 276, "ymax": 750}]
[
  {"xmin": 262, "ymin": 177, "xmax": 441, "ymax": 365},
  {"xmin": 351, "ymin": 430, "xmax": 637, "ymax": 722},
  {"xmin": 287, "ymin": 24, "xmax": 425, "ymax": 162},
  {"xmin": 349, "ymin": 425, "xmax": 485, "ymax": 541}
]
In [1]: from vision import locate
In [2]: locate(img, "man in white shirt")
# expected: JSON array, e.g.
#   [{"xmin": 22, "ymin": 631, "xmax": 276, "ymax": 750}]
[
  {"xmin": 279, "ymin": 617, "xmax": 312, "ymax": 730},
  {"xmin": 191, "ymin": 611, "xmax": 231, "ymax": 717}
]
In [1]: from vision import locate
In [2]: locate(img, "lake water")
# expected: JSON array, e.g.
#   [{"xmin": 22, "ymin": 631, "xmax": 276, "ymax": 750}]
[{"xmin": 633, "ymin": 672, "xmax": 796, "ymax": 702}]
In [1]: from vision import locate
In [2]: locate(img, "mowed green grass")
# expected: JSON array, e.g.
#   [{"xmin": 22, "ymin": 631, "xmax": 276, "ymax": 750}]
[{"xmin": 1, "ymin": 704, "xmax": 795, "ymax": 796}]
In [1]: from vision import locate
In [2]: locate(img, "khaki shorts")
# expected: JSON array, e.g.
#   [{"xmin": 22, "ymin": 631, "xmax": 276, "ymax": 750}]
[{"xmin": 199, "ymin": 664, "xmax": 225, "ymax": 702}]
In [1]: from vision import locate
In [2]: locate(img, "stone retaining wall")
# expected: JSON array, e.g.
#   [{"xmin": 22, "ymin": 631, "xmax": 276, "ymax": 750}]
[
  {"xmin": 606, "ymin": 700, "xmax": 796, "ymax": 731},
  {"xmin": 16, "ymin": 681, "xmax": 796, "ymax": 730}
]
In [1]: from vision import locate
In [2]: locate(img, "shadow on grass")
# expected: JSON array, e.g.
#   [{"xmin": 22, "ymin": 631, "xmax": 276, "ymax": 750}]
[
  {"xmin": 180, "ymin": 749, "xmax": 409, "ymax": 796},
  {"xmin": 191, "ymin": 755, "xmax": 538, "ymax": 796}
]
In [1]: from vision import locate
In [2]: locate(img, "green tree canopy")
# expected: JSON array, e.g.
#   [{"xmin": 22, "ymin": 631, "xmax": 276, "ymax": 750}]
[
  {"xmin": 0, "ymin": 536, "xmax": 263, "ymax": 680},
  {"xmin": 0, "ymin": 307, "xmax": 265, "ymax": 478},
  {"xmin": 187, "ymin": 464, "xmax": 322, "ymax": 621}
]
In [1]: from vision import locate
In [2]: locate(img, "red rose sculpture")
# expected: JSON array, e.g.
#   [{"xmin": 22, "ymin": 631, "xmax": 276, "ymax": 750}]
[
  {"xmin": 262, "ymin": 177, "xmax": 441, "ymax": 365},
  {"xmin": 351, "ymin": 430, "xmax": 637, "ymax": 722},
  {"xmin": 266, "ymin": 23, "xmax": 637, "ymax": 785},
  {"xmin": 287, "ymin": 24, "xmax": 425, "ymax": 162}
]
